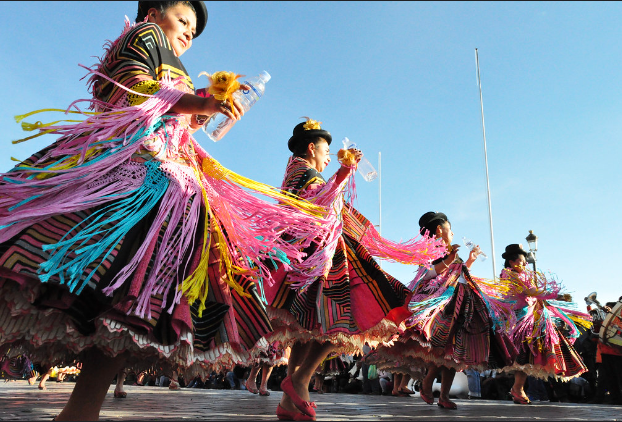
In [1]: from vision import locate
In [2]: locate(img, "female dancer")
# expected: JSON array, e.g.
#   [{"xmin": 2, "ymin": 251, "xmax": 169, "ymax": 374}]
[
  {"xmin": 0, "ymin": 2, "xmax": 329, "ymax": 420},
  {"xmin": 245, "ymin": 341, "xmax": 289, "ymax": 396},
  {"xmin": 498, "ymin": 244, "xmax": 589, "ymax": 404},
  {"xmin": 263, "ymin": 119, "xmax": 446, "ymax": 420},
  {"xmin": 379, "ymin": 212, "xmax": 517, "ymax": 409}
]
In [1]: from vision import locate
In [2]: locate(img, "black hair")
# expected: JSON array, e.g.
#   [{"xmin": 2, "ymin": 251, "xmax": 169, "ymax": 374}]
[
  {"xmin": 418, "ymin": 212, "xmax": 449, "ymax": 238},
  {"xmin": 136, "ymin": 1, "xmax": 196, "ymax": 23},
  {"xmin": 503, "ymin": 253, "xmax": 523, "ymax": 269},
  {"xmin": 292, "ymin": 136, "xmax": 328, "ymax": 158}
]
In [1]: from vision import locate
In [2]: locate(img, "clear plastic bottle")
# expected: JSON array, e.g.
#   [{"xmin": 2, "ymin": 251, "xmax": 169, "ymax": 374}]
[
  {"xmin": 202, "ymin": 71, "xmax": 271, "ymax": 142},
  {"xmin": 341, "ymin": 137, "xmax": 378, "ymax": 182},
  {"xmin": 462, "ymin": 237, "xmax": 488, "ymax": 261}
]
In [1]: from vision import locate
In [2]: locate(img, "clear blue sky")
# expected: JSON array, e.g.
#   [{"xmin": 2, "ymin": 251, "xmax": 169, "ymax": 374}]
[{"xmin": 2, "ymin": 1, "xmax": 621, "ymax": 307}]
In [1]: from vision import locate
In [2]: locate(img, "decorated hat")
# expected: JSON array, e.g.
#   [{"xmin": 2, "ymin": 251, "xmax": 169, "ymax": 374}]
[
  {"xmin": 138, "ymin": 1, "xmax": 208, "ymax": 38},
  {"xmin": 501, "ymin": 244, "xmax": 528, "ymax": 259},
  {"xmin": 288, "ymin": 117, "xmax": 332, "ymax": 153}
]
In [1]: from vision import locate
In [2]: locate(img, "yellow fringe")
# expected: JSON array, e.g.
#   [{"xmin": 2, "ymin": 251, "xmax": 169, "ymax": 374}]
[
  {"xmin": 179, "ymin": 156, "xmax": 254, "ymax": 317},
  {"xmin": 14, "ymin": 108, "xmax": 102, "ymax": 124},
  {"xmin": 21, "ymin": 120, "xmax": 83, "ymax": 132},
  {"xmin": 201, "ymin": 155, "xmax": 326, "ymax": 218}
]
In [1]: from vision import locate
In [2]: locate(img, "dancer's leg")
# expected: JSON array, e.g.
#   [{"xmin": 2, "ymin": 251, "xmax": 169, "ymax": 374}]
[
  {"xmin": 259, "ymin": 364, "xmax": 273, "ymax": 392},
  {"xmin": 280, "ymin": 341, "xmax": 335, "ymax": 413},
  {"xmin": 246, "ymin": 364, "xmax": 260, "ymax": 392},
  {"xmin": 114, "ymin": 368, "xmax": 127, "ymax": 396},
  {"xmin": 392, "ymin": 373, "xmax": 402, "ymax": 395},
  {"xmin": 399, "ymin": 374, "xmax": 413, "ymax": 394},
  {"xmin": 512, "ymin": 371, "xmax": 529, "ymax": 399},
  {"xmin": 279, "ymin": 341, "xmax": 311, "ymax": 412},
  {"xmin": 439, "ymin": 366, "xmax": 456, "ymax": 403},
  {"xmin": 55, "ymin": 348, "xmax": 127, "ymax": 421},
  {"xmin": 39, "ymin": 367, "xmax": 53, "ymax": 390},
  {"xmin": 421, "ymin": 364, "xmax": 439, "ymax": 396}
]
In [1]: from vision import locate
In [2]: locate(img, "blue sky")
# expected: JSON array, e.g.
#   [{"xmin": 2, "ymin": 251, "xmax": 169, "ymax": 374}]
[{"xmin": 1, "ymin": 1, "xmax": 621, "ymax": 307}]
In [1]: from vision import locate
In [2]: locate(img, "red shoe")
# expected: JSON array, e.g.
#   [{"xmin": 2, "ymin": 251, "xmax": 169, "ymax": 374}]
[
  {"xmin": 245, "ymin": 380, "xmax": 259, "ymax": 394},
  {"xmin": 259, "ymin": 388, "xmax": 270, "ymax": 396},
  {"xmin": 419, "ymin": 390, "xmax": 434, "ymax": 405},
  {"xmin": 280, "ymin": 376, "xmax": 316, "ymax": 418},
  {"xmin": 510, "ymin": 389, "xmax": 531, "ymax": 404},
  {"xmin": 276, "ymin": 404, "xmax": 315, "ymax": 421},
  {"xmin": 437, "ymin": 398, "xmax": 457, "ymax": 409}
]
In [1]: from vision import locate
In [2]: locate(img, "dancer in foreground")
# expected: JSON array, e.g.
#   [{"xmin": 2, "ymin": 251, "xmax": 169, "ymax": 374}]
[
  {"xmin": 0, "ymin": 2, "xmax": 328, "ymax": 420},
  {"xmin": 263, "ymin": 119, "xmax": 446, "ymax": 420}
]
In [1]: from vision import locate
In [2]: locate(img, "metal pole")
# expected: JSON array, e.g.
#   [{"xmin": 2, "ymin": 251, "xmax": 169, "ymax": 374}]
[
  {"xmin": 475, "ymin": 48, "xmax": 498, "ymax": 278},
  {"xmin": 378, "ymin": 151, "xmax": 382, "ymax": 237},
  {"xmin": 378, "ymin": 151, "xmax": 382, "ymax": 269},
  {"xmin": 532, "ymin": 254, "xmax": 537, "ymax": 272}
]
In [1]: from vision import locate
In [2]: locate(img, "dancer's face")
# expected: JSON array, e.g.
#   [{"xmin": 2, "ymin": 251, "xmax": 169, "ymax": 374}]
[
  {"xmin": 509, "ymin": 255, "xmax": 527, "ymax": 273},
  {"xmin": 307, "ymin": 139, "xmax": 331, "ymax": 173},
  {"xmin": 148, "ymin": 4, "xmax": 197, "ymax": 57},
  {"xmin": 436, "ymin": 221, "xmax": 453, "ymax": 245}
]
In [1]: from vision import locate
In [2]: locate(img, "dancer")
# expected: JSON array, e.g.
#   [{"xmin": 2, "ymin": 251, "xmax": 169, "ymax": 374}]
[
  {"xmin": 498, "ymin": 244, "xmax": 589, "ymax": 404},
  {"xmin": 245, "ymin": 341, "xmax": 288, "ymax": 396},
  {"xmin": 0, "ymin": 2, "xmax": 330, "ymax": 420},
  {"xmin": 379, "ymin": 212, "xmax": 517, "ymax": 409},
  {"xmin": 263, "ymin": 119, "xmax": 446, "ymax": 420}
]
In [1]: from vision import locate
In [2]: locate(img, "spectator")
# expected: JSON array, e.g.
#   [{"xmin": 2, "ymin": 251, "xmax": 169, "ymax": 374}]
[{"xmin": 465, "ymin": 369, "xmax": 481, "ymax": 399}]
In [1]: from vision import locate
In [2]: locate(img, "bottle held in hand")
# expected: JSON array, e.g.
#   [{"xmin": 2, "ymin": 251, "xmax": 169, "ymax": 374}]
[
  {"xmin": 462, "ymin": 237, "xmax": 488, "ymax": 261},
  {"xmin": 203, "ymin": 71, "xmax": 271, "ymax": 142},
  {"xmin": 341, "ymin": 137, "xmax": 378, "ymax": 182}
]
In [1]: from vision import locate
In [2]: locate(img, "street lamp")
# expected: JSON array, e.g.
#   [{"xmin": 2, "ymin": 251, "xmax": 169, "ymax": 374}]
[{"xmin": 525, "ymin": 230, "xmax": 538, "ymax": 272}]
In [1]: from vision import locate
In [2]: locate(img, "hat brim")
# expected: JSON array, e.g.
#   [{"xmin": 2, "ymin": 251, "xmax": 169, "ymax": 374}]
[
  {"xmin": 288, "ymin": 130, "xmax": 332, "ymax": 153},
  {"xmin": 190, "ymin": 1, "xmax": 208, "ymax": 38},
  {"xmin": 501, "ymin": 248, "xmax": 528, "ymax": 259}
]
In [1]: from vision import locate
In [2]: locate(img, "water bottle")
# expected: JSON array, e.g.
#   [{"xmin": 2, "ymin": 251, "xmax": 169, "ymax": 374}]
[
  {"xmin": 462, "ymin": 237, "xmax": 488, "ymax": 261},
  {"xmin": 202, "ymin": 71, "xmax": 271, "ymax": 142},
  {"xmin": 341, "ymin": 137, "xmax": 378, "ymax": 182}
]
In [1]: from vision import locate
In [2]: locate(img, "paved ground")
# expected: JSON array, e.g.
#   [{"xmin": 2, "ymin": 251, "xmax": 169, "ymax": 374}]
[{"xmin": 0, "ymin": 380, "xmax": 620, "ymax": 421}]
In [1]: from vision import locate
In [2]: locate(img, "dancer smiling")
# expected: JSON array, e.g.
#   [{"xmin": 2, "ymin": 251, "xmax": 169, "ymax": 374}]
[
  {"xmin": 0, "ymin": 2, "xmax": 329, "ymax": 420},
  {"xmin": 262, "ymin": 119, "xmax": 446, "ymax": 420}
]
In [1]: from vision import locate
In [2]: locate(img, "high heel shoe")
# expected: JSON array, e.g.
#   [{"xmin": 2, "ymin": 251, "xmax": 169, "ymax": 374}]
[
  {"xmin": 113, "ymin": 390, "xmax": 127, "ymax": 398},
  {"xmin": 280, "ymin": 376, "xmax": 316, "ymax": 418},
  {"xmin": 259, "ymin": 388, "xmax": 270, "ymax": 396},
  {"xmin": 276, "ymin": 404, "xmax": 315, "ymax": 421},
  {"xmin": 510, "ymin": 389, "xmax": 531, "ymax": 404},
  {"xmin": 437, "ymin": 398, "xmax": 457, "ymax": 409}
]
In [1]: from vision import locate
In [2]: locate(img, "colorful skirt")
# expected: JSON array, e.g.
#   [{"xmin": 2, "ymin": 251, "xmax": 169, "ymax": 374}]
[
  {"xmin": 399, "ymin": 280, "xmax": 517, "ymax": 372},
  {"xmin": 315, "ymin": 352, "xmax": 347, "ymax": 376},
  {"xmin": 263, "ymin": 233, "xmax": 413, "ymax": 354},
  {"xmin": 0, "ymin": 123, "xmax": 321, "ymax": 376},
  {"xmin": 498, "ymin": 302, "xmax": 588, "ymax": 381}
]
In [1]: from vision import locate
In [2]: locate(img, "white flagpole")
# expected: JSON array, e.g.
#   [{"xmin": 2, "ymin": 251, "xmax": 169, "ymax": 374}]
[
  {"xmin": 475, "ymin": 48, "xmax": 498, "ymax": 278},
  {"xmin": 378, "ymin": 151, "xmax": 382, "ymax": 269}
]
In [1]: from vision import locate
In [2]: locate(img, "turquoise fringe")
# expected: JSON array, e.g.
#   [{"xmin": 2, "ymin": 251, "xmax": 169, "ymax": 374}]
[{"xmin": 38, "ymin": 160, "xmax": 169, "ymax": 295}]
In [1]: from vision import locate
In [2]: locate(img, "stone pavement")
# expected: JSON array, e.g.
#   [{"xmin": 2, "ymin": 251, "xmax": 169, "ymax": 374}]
[{"xmin": 0, "ymin": 380, "xmax": 620, "ymax": 421}]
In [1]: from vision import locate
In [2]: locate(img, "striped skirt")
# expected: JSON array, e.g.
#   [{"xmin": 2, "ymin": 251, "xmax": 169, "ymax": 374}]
[
  {"xmin": 263, "ymin": 233, "xmax": 412, "ymax": 354},
  {"xmin": 395, "ymin": 282, "xmax": 517, "ymax": 372}
]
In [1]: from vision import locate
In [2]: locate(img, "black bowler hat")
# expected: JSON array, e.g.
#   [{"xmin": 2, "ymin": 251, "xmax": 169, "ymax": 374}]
[
  {"xmin": 501, "ymin": 244, "xmax": 528, "ymax": 259},
  {"xmin": 418, "ymin": 211, "xmax": 448, "ymax": 229},
  {"xmin": 138, "ymin": 1, "xmax": 208, "ymax": 38},
  {"xmin": 287, "ymin": 118, "xmax": 332, "ymax": 153}
]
